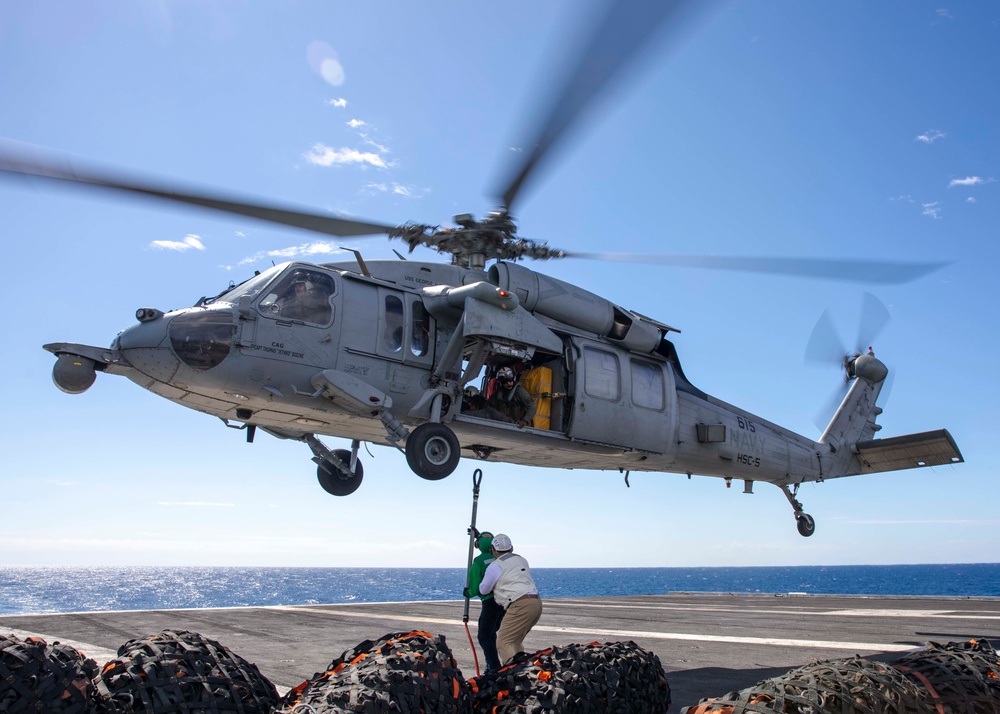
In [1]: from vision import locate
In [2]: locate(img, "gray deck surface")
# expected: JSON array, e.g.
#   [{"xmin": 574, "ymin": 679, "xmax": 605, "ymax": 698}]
[{"xmin": 4, "ymin": 593, "xmax": 1000, "ymax": 708}]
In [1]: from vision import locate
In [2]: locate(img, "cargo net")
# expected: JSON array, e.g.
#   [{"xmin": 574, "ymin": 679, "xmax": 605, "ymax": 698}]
[
  {"xmin": 279, "ymin": 630, "xmax": 471, "ymax": 714},
  {"xmin": 893, "ymin": 638, "xmax": 1000, "ymax": 713},
  {"xmin": 680, "ymin": 656, "xmax": 929, "ymax": 714},
  {"xmin": 470, "ymin": 640, "xmax": 671, "ymax": 714},
  {"xmin": 1, "ymin": 633, "xmax": 101, "ymax": 714},
  {"xmin": 93, "ymin": 628, "xmax": 280, "ymax": 714}
]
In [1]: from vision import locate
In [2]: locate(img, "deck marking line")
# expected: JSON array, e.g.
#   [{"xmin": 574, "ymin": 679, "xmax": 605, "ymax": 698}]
[
  {"xmin": 274, "ymin": 607, "xmax": 915, "ymax": 652},
  {"xmin": 549, "ymin": 602, "xmax": 1000, "ymax": 620}
]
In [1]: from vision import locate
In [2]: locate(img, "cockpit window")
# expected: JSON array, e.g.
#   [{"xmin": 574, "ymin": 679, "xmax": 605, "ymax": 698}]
[{"xmin": 258, "ymin": 268, "xmax": 336, "ymax": 324}]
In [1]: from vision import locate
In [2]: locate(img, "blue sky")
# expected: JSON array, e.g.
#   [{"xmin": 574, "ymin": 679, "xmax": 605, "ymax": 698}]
[{"xmin": 1, "ymin": 1, "xmax": 996, "ymax": 568}]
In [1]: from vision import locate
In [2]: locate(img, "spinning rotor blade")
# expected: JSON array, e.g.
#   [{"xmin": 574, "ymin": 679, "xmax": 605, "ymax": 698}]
[
  {"xmin": 806, "ymin": 292, "xmax": 892, "ymax": 429},
  {"xmin": 564, "ymin": 252, "xmax": 948, "ymax": 285},
  {"xmin": 805, "ymin": 309, "xmax": 844, "ymax": 366},
  {"xmin": 856, "ymin": 291, "xmax": 891, "ymax": 353},
  {"xmin": 0, "ymin": 141, "xmax": 396, "ymax": 238},
  {"xmin": 805, "ymin": 292, "xmax": 891, "ymax": 366},
  {"xmin": 496, "ymin": 0, "xmax": 711, "ymax": 211}
]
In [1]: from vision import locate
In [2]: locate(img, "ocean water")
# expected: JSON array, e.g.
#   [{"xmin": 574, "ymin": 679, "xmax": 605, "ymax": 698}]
[{"xmin": 1, "ymin": 564, "xmax": 998, "ymax": 616}]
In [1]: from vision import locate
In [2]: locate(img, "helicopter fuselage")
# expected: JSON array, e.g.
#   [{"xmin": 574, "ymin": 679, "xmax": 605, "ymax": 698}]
[{"xmin": 45, "ymin": 258, "xmax": 962, "ymax": 535}]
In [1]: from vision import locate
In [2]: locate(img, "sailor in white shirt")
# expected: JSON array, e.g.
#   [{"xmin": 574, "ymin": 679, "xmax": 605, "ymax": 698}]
[{"xmin": 478, "ymin": 533, "xmax": 543, "ymax": 664}]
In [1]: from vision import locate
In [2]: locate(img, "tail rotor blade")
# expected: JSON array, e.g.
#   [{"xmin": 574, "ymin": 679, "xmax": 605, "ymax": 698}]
[
  {"xmin": 805, "ymin": 309, "xmax": 846, "ymax": 366},
  {"xmin": 855, "ymin": 292, "xmax": 891, "ymax": 353},
  {"xmin": 813, "ymin": 382, "xmax": 849, "ymax": 432}
]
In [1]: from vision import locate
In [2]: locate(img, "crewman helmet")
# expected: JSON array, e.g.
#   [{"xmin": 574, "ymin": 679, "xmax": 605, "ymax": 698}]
[{"xmin": 491, "ymin": 533, "xmax": 513, "ymax": 551}]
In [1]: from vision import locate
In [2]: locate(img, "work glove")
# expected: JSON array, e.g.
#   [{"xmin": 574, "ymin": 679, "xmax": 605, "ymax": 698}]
[
  {"xmin": 463, "ymin": 587, "xmax": 472, "ymax": 599},
  {"xmin": 467, "ymin": 526, "xmax": 480, "ymax": 538}
]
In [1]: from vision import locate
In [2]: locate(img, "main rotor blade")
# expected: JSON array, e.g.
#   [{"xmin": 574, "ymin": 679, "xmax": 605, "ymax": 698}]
[
  {"xmin": 0, "ymin": 142, "xmax": 396, "ymax": 238},
  {"xmin": 563, "ymin": 252, "xmax": 950, "ymax": 285},
  {"xmin": 496, "ymin": 0, "xmax": 712, "ymax": 211}
]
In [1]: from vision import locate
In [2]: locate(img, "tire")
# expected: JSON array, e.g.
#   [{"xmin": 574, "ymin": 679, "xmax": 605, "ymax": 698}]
[
  {"xmin": 405, "ymin": 423, "xmax": 460, "ymax": 480},
  {"xmin": 796, "ymin": 513, "xmax": 816, "ymax": 537},
  {"xmin": 317, "ymin": 449, "xmax": 364, "ymax": 496}
]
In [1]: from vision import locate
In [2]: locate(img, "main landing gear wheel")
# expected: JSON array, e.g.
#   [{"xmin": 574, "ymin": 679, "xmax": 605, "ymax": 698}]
[
  {"xmin": 317, "ymin": 449, "xmax": 364, "ymax": 496},
  {"xmin": 406, "ymin": 422, "xmax": 460, "ymax": 480},
  {"xmin": 796, "ymin": 513, "xmax": 816, "ymax": 537}
]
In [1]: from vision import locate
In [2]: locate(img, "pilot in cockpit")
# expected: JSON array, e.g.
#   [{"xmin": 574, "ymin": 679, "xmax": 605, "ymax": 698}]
[{"xmin": 279, "ymin": 273, "xmax": 331, "ymax": 322}]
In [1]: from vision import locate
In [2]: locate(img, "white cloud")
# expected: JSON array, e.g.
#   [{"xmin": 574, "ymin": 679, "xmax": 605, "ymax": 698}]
[
  {"xmin": 915, "ymin": 129, "xmax": 945, "ymax": 143},
  {"xmin": 363, "ymin": 182, "xmax": 423, "ymax": 199},
  {"xmin": 347, "ymin": 119, "xmax": 366, "ymax": 128},
  {"xmin": 238, "ymin": 242, "xmax": 349, "ymax": 266},
  {"xmin": 949, "ymin": 176, "xmax": 983, "ymax": 187},
  {"xmin": 328, "ymin": 98, "xmax": 347, "ymax": 108},
  {"xmin": 150, "ymin": 234, "xmax": 205, "ymax": 251},
  {"xmin": 922, "ymin": 202, "xmax": 942, "ymax": 219},
  {"xmin": 967, "ymin": 196, "xmax": 977, "ymax": 203},
  {"xmin": 358, "ymin": 133, "xmax": 390, "ymax": 155},
  {"xmin": 304, "ymin": 143, "xmax": 386, "ymax": 168},
  {"xmin": 936, "ymin": 8, "xmax": 954, "ymax": 20}
]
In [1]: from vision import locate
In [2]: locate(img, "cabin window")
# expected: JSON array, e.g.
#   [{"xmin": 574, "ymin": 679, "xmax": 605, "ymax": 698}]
[
  {"xmin": 411, "ymin": 302, "xmax": 430, "ymax": 357},
  {"xmin": 583, "ymin": 347, "xmax": 620, "ymax": 401},
  {"xmin": 631, "ymin": 360, "xmax": 665, "ymax": 410},
  {"xmin": 258, "ymin": 268, "xmax": 335, "ymax": 325},
  {"xmin": 383, "ymin": 295, "xmax": 404, "ymax": 353}
]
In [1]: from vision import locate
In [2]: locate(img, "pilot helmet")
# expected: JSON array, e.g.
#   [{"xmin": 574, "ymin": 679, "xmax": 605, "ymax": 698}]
[
  {"xmin": 464, "ymin": 386, "xmax": 480, "ymax": 397},
  {"xmin": 496, "ymin": 367, "xmax": 515, "ymax": 384}
]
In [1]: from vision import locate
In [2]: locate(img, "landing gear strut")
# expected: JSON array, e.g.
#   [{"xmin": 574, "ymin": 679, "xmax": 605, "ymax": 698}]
[
  {"xmin": 306, "ymin": 436, "xmax": 364, "ymax": 496},
  {"xmin": 779, "ymin": 483, "xmax": 816, "ymax": 537},
  {"xmin": 406, "ymin": 422, "xmax": 460, "ymax": 480}
]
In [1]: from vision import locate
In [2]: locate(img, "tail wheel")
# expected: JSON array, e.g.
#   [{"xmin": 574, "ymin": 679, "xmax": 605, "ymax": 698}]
[
  {"xmin": 317, "ymin": 449, "xmax": 364, "ymax": 496},
  {"xmin": 406, "ymin": 423, "xmax": 460, "ymax": 480},
  {"xmin": 796, "ymin": 513, "xmax": 816, "ymax": 537}
]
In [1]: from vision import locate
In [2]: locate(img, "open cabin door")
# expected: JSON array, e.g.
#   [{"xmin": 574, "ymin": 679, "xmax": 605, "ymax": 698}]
[{"xmin": 567, "ymin": 339, "xmax": 676, "ymax": 453}]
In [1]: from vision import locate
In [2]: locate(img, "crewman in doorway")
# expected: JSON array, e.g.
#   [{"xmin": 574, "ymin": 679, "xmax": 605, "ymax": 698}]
[{"xmin": 486, "ymin": 367, "xmax": 536, "ymax": 428}]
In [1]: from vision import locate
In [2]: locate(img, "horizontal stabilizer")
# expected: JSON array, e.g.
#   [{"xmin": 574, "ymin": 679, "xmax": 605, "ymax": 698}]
[{"xmin": 855, "ymin": 429, "xmax": 963, "ymax": 474}]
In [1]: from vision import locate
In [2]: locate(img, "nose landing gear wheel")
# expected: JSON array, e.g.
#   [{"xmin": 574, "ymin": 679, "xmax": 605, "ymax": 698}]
[
  {"xmin": 317, "ymin": 448, "xmax": 364, "ymax": 496},
  {"xmin": 796, "ymin": 513, "xmax": 816, "ymax": 537},
  {"xmin": 406, "ymin": 422, "xmax": 460, "ymax": 480}
]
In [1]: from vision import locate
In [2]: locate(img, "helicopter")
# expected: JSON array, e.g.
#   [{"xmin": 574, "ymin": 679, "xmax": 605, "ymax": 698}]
[{"xmin": 1, "ymin": 2, "xmax": 963, "ymax": 538}]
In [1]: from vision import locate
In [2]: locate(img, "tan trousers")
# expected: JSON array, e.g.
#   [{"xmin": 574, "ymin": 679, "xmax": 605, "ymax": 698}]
[{"xmin": 497, "ymin": 596, "xmax": 543, "ymax": 664}]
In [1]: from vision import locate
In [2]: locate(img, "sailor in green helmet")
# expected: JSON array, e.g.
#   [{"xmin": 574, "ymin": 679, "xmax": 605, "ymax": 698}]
[{"xmin": 464, "ymin": 529, "xmax": 506, "ymax": 673}]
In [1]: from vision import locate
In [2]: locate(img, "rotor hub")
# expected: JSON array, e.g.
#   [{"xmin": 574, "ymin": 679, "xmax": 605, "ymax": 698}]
[{"xmin": 389, "ymin": 211, "xmax": 567, "ymax": 269}]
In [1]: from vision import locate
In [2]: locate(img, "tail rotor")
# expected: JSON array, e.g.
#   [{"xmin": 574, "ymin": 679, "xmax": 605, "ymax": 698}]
[{"xmin": 806, "ymin": 292, "xmax": 891, "ymax": 429}]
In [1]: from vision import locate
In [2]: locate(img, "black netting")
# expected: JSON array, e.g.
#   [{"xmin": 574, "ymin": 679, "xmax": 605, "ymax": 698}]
[
  {"xmin": 679, "ymin": 656, "xmax": 928, "ymax": 713},
  {"xmin": 893, "ymin": 638, "xmax": 1000, "ymax": 713},
  {"xmin": 470, "ymin": 640, "xmax": 670, "ymax": 714},
  {"xmin": 0, "ymin": 632, "xmax": 101, "ymax": 714},
  {"xmin": 93, "ymin": 629, "xmax": 280, "ymax": 714},
  {"xmin": 279, "ymin": 630, "xmax": 471, "ymax": 713}
]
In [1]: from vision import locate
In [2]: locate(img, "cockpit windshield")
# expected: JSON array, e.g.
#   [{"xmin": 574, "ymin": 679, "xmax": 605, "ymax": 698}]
[{"xmin": 207, "ymin": 264, "xmax": 286, "ymax": 305}]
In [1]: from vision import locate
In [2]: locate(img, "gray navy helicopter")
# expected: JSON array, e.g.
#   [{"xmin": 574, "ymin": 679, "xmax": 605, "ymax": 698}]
[{"xmin": 1, "ymin": 1, "xmax": 962, "ymax": 536}]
